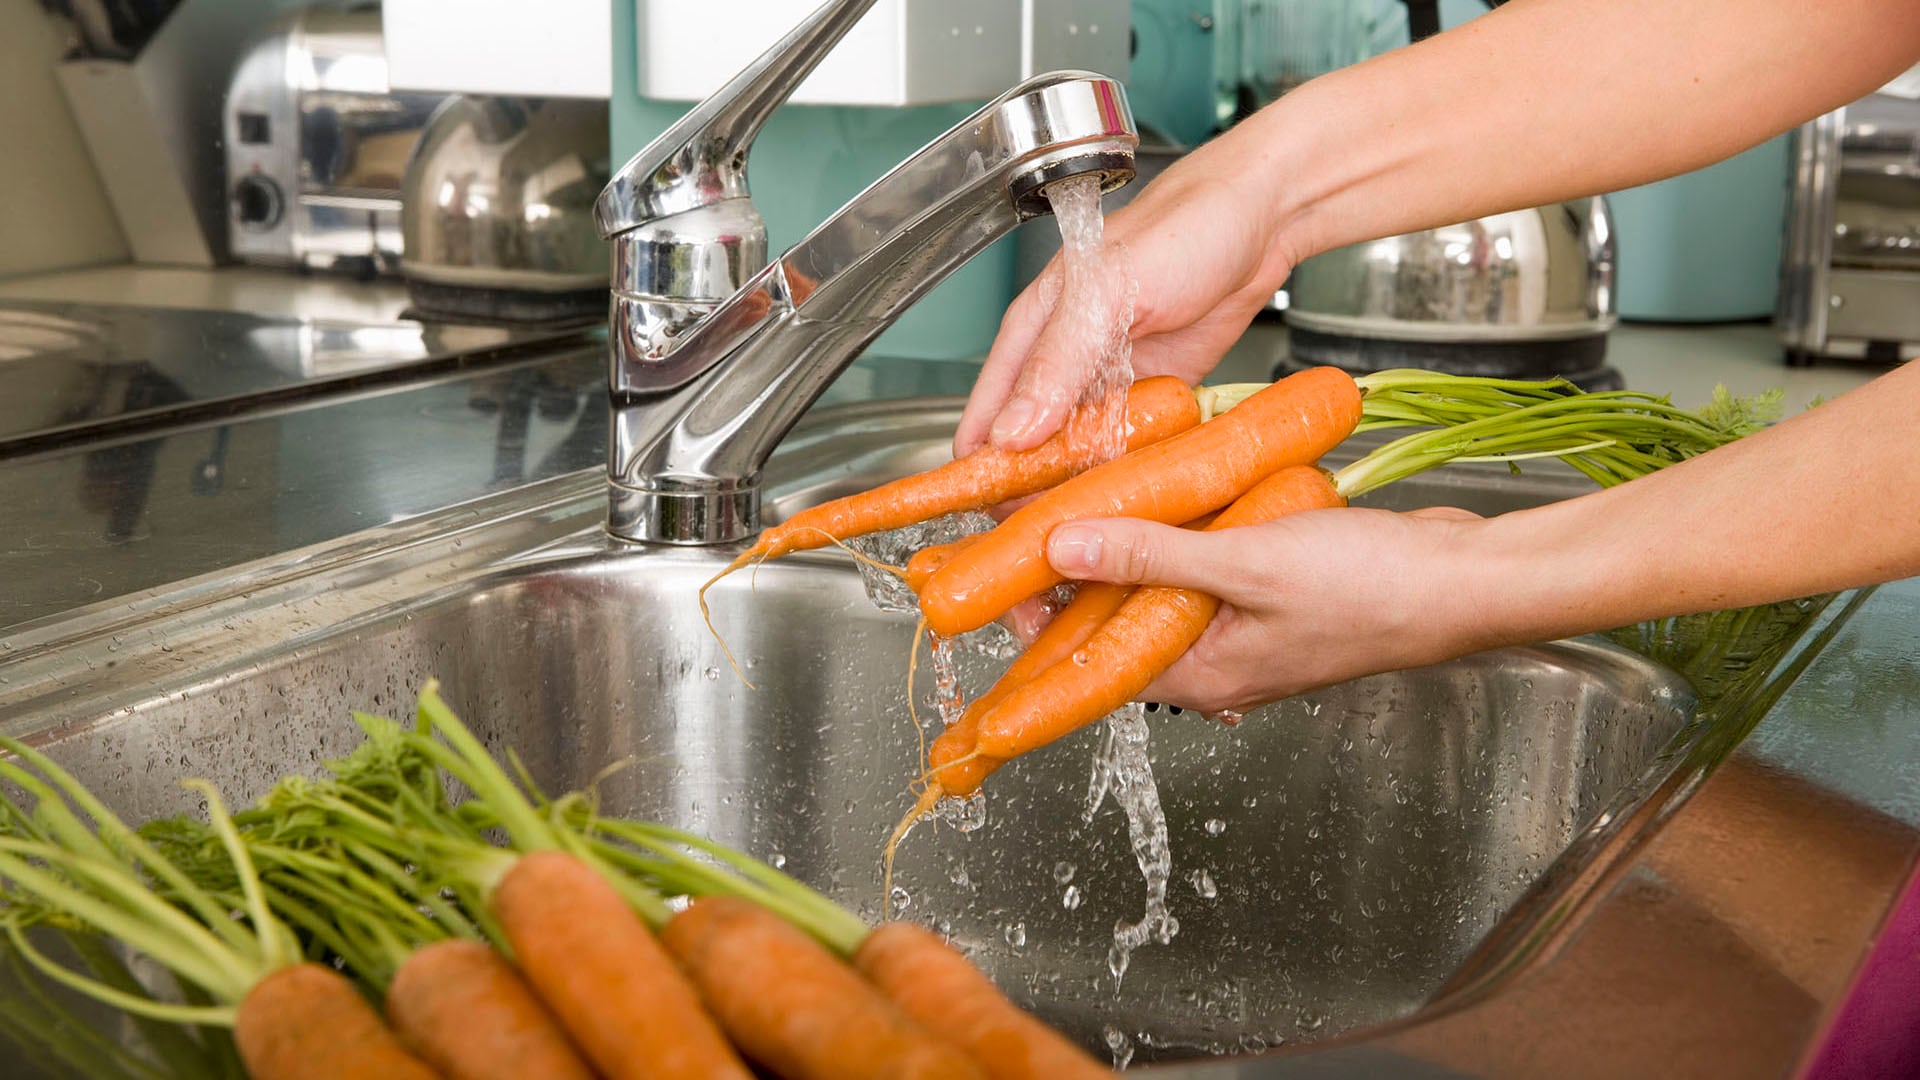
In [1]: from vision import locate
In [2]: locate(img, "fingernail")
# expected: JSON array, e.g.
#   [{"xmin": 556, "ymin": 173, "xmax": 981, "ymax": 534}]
[
  {"xmin": 1049, "ymin": 525, "xmax": 1102, "ymax": 574},
  {"xmin": 991, "ymin": 398, "xmax": 1037, "ymax": 444}
]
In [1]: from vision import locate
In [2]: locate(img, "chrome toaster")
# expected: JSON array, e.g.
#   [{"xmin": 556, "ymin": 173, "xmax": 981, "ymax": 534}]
[
  {"xmin": 1778, "ymin": 65, "xmax": 1920, "ymax": 365},
  {"xmin": 223, "ymin": 3, "xmax": 450, "ymax": 278}
]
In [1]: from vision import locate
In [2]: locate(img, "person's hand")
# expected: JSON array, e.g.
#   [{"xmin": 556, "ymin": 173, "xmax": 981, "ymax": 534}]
[
  {"xmin": 1042, "ymin": 505, "xmax": 1494, "ymax": 712},
  {"xmin": 953, "ymin": 133, "xmax": 1301, "ymax": 457}
]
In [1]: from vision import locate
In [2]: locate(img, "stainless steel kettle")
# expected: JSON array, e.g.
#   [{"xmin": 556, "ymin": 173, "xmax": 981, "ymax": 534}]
[
  {"xmin": 1282, "ymin": 198, "xmax": 1618, "ymax": 385},
  {"xmin": 400, "ymin": 96, "xmax": 611, "ymax": 324}
]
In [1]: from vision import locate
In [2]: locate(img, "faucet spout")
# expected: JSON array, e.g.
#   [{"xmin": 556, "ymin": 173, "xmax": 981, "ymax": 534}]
[{"xmin": 598, "ymin": 6, "xmax": 1136, "ymax": 545}]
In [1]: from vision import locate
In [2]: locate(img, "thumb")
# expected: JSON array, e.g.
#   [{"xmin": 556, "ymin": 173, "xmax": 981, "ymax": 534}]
[{"xmin": 1046, "ymin": 518, "xmax": 1231, "ymax": 592}]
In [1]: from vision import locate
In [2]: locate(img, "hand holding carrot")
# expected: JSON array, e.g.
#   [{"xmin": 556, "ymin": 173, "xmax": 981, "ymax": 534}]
[{"xmin": 1043, "ymin": 505, "xmax": 1489, "ymax": 713}]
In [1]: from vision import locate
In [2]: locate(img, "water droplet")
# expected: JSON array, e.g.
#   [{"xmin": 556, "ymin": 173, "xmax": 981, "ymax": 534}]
[
  {"xmin": 702, "ymin": 665, "xmax": 720, "ymax": 680},
  {"xmin": 1103, "ymin": 1026, "xmax": 1134, "ymax": 1070},
  {"xmin": 888, "ymin": 886, "xmax": 911, "ymax": 916},
  {"xmin": 1204, "ymin": 817, "xmax": 1226, "ymax": 836},
  {"xmin": 1052, "ymin": 861, "xmax": 1076, "ymax": 885},
  {"xmin": 1189, "ymin": 868, "xmax": 1218, "ymax": 899},
  {"xmin": 1004, "ymin": 921, "xmax": 1027, "ymax": 949},
  {"xmin": 948, "ymin": 863, "xmax": 971, "ymax": 888},
  {"xmin": 936, "ymin": 790, "xmax": 988, "ymax": 833},
  {"xmin": 1062, "ymin": 885, "xmax": 1083, "ymax": 910},
  {"xmin": 768, "ymin": 852, "xmax": 786, "ymax": 869}
]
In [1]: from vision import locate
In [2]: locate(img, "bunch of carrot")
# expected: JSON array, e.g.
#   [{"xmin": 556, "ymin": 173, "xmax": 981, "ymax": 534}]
[
  {"xmin": 696, "ymin": 366, "xmax": 1778, "ymax": 839},
  {"xmin": 0, "ymin": 684, "xmax": 1116, "ymax": 1080}
]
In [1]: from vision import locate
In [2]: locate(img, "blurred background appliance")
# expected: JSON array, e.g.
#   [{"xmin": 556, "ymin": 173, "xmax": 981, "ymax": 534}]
[
  {"xmin": 1282, "ymin": 200, "xmax": 1618, "ymax": 385},
  {"xmin": 52, "ymin": 0, "xmax": 264, "ymax": 266},
  {"xmin": 399, "ymin": 96, "xmax": 611, "ymax": 324},
  {"xmin": 224, "ymin": 2, "xmax": 451, "ymax": 278},
  {"xmin": 1777, "ymin": 64, "xmax": 1920, "ymax": 366}
]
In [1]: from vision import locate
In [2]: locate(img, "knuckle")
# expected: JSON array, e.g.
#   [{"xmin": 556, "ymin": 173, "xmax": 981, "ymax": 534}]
[{"xmin": 1119, "ymin": 530, "xmax": 1160, "ymax": 583}]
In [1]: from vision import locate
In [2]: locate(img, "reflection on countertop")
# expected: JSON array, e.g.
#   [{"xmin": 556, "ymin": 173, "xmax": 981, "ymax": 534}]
[
  {"xmin": 0, "ymin": 299, "xmax": 592, "ymax": 454},
  {"xmin": 0, "ymin": 345, "xmax": 609, "ymax": 633}
]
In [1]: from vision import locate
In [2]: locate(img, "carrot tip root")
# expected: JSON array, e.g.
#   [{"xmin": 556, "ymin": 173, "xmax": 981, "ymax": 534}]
[{"xmin": 699, "ymin": 549, "xmax": 762, "ymax": 690}]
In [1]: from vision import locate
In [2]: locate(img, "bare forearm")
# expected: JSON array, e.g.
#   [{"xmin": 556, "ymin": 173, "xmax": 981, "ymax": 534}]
[
  {"xmin": 1466, "ymin": 363, "xmax": 1920, "ymax": 646},
  {"xmin": 1239, "ymin": 0, "xmax": 1920, "ymax": 266}
]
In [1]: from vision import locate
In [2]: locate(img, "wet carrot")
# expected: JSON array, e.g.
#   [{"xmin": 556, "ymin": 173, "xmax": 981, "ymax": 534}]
[
  {"xmin": 235, "ymin": 963, "xmax": 442, "ymax": 1080},
  {"xmin": 905, "ymin": 532, "xmax": 989, "ymax": 593},
  {"xmin": 972, "ymin": 466, "xmax": 1346, "ymax": 760},
  {"xmin": 922, "ymin": 580, "xmax": 1133, "ymax": 798},
  {"xmin": 910, "ymin": 509, "xmax": 1223, "ymax": 805},
  {"xmin": 385, "ymin": 940, "xmax": 594, "ymax": 1080},
  {"xmin": 854, "ymin": 922, "xmax": 1110, "ymax": 1080},
  {"xmin": 661, "ymin": 894, "xmax": 986, "ymax": 1080},
  {"xmin": 713, "ymin": 376, "xmax": 1200, "ymax": 578},
  {"xmin": 491, "ymin": 850, "xmax": 751, "ymax": 1080},
  {"xmin": 918, "ymin": 367, "xmax": 1361, "ymax": 637}
]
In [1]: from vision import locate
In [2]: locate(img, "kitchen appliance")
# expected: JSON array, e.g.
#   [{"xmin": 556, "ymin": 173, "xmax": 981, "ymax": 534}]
[
  {"xmin": 223, "ymin": 3, "xmax": 451, "ymax": 278},
  {"xmin": 400, "ymin": 97, "xmax": 611, "ymax": 323},
  {"xmin": 55, "ymin": 0, "xmax": 266, "ymax": 267},
  {"xmin": 1279, "ymin": 0, "xmax": 1621, "ymax": 388},
  {"xmin": 1283, "ymin": 200, "xmax": 1619, "ymax": 385},
  {"xmin": 1777, "ymin": 65, "xmax": 1920, "ymax": 366}
]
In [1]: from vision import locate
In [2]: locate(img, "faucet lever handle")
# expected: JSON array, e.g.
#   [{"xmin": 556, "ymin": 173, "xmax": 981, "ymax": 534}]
[{"xmin": 593, "ymin": 0, "xmax": 880, "ymax": 241}]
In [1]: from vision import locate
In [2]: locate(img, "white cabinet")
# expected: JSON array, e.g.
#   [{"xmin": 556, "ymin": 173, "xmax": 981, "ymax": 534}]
[
  {"xmin": 639, "ymin": 0, "xmax": 1127, "ymax": 105},
  {"xmin": 381, "ymin": 0, "xmax": 1127, "ymax": 104},
  {"xmin": 383, "ymin": 0, "xmax": 612, "ymax": 98}
]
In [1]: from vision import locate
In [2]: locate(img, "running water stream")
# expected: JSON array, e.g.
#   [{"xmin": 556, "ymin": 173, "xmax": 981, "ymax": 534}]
[
  {"xmin": 866, "ymin": 176, "xmax": 1180, "ymax": 1012},
  {"xmin": 1043, "ymin": 176, "xmax": 1182, "ymax": 992}
]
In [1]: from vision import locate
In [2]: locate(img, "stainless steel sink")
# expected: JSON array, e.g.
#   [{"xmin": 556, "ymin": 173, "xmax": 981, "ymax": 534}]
[{"xmin": 0, "ymin": 399, "xmax": 1699, "ymax": 1071}]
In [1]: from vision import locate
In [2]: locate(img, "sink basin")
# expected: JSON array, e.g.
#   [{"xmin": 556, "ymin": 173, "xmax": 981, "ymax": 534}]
[{"xmin": 0, "ymin": 399, "xmax": 1697, "ymax": 1071}]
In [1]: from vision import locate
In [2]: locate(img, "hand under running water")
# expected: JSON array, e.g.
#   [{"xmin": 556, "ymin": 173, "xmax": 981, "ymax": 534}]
[{"xmin": 952, "ymin": 146, "xmax": 1303, "ymax": 457}]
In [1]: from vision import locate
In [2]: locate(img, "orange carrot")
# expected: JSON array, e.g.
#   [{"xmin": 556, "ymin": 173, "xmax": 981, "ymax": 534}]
[
  {"xmin": 905, "ymin": 532, "xmax": 989, "ymax": 593},
  {"xmin": 910, "ymin": 508, "xmax": 1224, "ymax": 803},
  {"xmin": 235, "ymin": 963, "xmax": 443, "ymax": 1080},
  {"xmin": 660, "ymin": 895, "xmax": 987, "ymax": 1080},
  {"xmin": 491, "ymin": 850, "xmax": 751, "ymax": 1080},
  {"xmin": 715, "ymin": 375, "xmax": 1200, "ymax": 577},
  {"xmin": 385, "ymin": 940, "xmax": 595, "ymax": 1080},
  {"xmin": 854, "ymin": 922, "xmax": 1110, "ymax": 1080},
  {"xmin": 922, "ymin": 580, "xmax": 1133, "ymax": 798},
  {"xmin": 971, "ymin": 466, "xmax": 1346, "ymax": 760},
  {"xmin": 919, "ymin": 367, "xmax": 1361, "ymax": 637}
]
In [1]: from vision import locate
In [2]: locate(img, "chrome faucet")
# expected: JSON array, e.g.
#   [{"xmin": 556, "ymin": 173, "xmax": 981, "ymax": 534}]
[{"xmin": 592, "ymin": 0, "xmax": 1138, "ymax": 545}]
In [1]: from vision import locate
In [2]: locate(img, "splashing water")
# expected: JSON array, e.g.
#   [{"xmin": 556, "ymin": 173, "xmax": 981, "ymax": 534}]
[
  {"xmin": 1104, "ymin": 1025, "xmax": 1136, "ymax": 1071},
  {"xmin": 1041, "ymin": 178, "xmax": 1180, "ymax": 995},
  {"xmin": 1044, "ymin": 175, "xmax": 1138, "ymax": 470},
  {"xmin": 1086, "ymin": 704, "xmax": 1179, "ymax": 989},
  {"xmin": 848, "ymin": 511, "xmax": 994, "ymax": 614}
]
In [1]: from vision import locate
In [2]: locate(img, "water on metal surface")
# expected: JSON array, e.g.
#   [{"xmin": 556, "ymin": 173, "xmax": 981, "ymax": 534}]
[{"xmin": 0, "ymin": 404, "xmax": 1720, "ymax": 1072}]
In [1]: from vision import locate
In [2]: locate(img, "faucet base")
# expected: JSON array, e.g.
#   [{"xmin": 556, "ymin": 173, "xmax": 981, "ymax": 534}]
[{"xmin": 607, "ymin": 478, "xmax": 759, "ymax": 545}]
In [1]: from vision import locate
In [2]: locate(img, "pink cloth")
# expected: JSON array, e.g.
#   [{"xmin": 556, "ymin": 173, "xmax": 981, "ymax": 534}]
[{"xmin": 1801, "ymin": 859, "xmax": 1920, "ymax": 1079}]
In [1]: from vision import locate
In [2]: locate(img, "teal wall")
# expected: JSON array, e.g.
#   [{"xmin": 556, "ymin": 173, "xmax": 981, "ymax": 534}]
[{"xmin": 608, "ymin": 2, "xmax": 1018, "ymax": 361}]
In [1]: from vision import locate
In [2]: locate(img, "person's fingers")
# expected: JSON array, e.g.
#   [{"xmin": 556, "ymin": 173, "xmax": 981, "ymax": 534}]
[
  {"xmin": 1407, "ymin": 505, "xmax": 1482, "ymax": 522},
  {"xmin": 1046, "ymin": 518, "xmax": 1249, "ymax": 593},
  {"xmin": 989, "ymin": 317, "xmax": 1106, "ymax": 452},
  {"xmin": 999, "ymin": 596, "xmax": 1053, "ymax": 646},
  {"xmin": 955, "ymin": 267, "xmax": 1060, "ymax": 456},
  {"xmin": 1138, "ymin": 651, "xmax": 1249, "ymax": 716}
]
